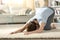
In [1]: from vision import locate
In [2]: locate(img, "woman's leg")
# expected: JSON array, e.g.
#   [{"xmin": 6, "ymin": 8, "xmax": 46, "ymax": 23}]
[{"xmin": 44, "ymin": 12, "xmax": 55, "ymax": 30}]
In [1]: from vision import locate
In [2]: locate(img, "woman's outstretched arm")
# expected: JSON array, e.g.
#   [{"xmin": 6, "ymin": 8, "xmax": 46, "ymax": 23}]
[{"xmin": 10, "ymin": 23, "xmax": 29, "ymax": 34}]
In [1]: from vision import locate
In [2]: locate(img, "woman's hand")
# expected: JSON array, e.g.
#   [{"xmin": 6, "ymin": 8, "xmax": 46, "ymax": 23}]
[
  {"xmin": 10, "ymin": 31, "xmax": 17, "ymax": 34},
  {"xmin": 10, "ymin": 29, "xmax": 23, "ymax": 34}
]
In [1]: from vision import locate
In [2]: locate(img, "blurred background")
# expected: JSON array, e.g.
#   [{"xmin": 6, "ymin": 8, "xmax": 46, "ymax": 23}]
[{"xmin": 0, "ymin": 0, "xmax": 60, "ymax": 24}]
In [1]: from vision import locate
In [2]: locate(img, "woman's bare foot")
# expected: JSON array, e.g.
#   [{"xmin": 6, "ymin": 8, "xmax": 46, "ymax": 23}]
[{"xmin": 51, "ymin": 23, "xmax": 56, "ymax": 29}]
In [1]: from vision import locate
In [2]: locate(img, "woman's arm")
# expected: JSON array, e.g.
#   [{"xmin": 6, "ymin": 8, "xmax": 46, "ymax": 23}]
[
  {"xmin": 10, "ymin": 23, "xmax": 29, "ymax": 34},
  {"xmin": 24, "ymin": 22, "xmax": 46, "ymax": 35}
]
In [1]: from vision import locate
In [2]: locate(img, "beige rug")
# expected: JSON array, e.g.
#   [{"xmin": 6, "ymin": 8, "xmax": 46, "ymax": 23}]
[{"xmin": 0, "ymin": 24, "xmax": 60, "ymax": 38}]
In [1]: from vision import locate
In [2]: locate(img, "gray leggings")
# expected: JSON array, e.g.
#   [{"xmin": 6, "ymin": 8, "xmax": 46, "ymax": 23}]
[{"xmin": 44, "ymin": 12, "xmax": 55, "ymax": 30}]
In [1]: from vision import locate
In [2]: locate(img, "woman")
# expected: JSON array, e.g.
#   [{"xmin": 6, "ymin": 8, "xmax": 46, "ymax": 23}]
[{"xmin": 10, "ymin": 7, "xmax": 56, "ymax": 35}]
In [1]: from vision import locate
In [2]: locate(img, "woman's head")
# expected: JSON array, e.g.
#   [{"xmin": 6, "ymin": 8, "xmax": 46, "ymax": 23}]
[{"xmin": 27, "ymin": 19, "xmax": 40, "ymax": 32}]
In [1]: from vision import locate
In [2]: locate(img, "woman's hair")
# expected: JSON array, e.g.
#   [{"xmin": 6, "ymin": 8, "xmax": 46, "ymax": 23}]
[{"xmin": 27, "ymin": 19, "xmax": 40, "ymax": 32}]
